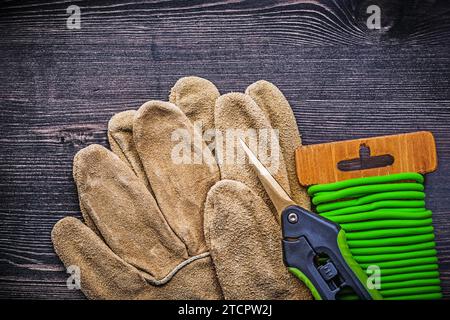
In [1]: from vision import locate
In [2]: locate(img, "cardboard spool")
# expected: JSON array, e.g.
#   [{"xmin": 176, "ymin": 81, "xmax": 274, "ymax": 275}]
[{"xmin": 295, "ymin": 131, "xmax": 437, "ymax": 186}]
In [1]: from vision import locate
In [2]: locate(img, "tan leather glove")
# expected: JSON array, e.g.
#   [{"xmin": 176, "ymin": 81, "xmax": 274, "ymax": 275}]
[
  {"xmin": 52, "ymin": 77, "xmax": 311, "ymax": 300},
  {"xmin": 52, "ymin": 84, "xmax": 223, "ymax": 299},
  {"xmin": 204, "ymin": 80, "xmax": 311, "ymax": 299}
]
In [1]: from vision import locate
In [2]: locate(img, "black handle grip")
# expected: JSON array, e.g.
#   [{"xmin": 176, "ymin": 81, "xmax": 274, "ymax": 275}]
[{"xmin": 281, "ymin": 205, "xmax": 375, "ymax": 300}]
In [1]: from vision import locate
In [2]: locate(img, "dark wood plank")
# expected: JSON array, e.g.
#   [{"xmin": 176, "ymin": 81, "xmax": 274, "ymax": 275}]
[{"xmin": 1, "ymin": 0, "xmax": 450, "ymax": 299}]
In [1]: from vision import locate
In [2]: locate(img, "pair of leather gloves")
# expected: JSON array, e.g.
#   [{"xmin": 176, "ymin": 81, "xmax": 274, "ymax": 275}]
[{"xmin": 52, "ymin": 77, "xmax": 312, "ymax": 300}]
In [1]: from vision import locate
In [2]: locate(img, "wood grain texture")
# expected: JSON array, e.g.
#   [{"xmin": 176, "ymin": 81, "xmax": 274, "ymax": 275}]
[{"xmin": 1, "ymin": 0, "xmax": 450, "ymax": 299}]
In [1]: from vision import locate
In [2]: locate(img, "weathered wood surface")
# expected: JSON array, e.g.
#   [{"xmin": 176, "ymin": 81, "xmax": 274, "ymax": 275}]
[{"xmin": 1, "ymin": 0, "xmax": 449, "ymax": 299}]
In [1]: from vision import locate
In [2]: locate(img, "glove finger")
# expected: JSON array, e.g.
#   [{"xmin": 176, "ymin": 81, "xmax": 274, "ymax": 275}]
[
  {"xmin": 215, "ymin": 92, "xmax": 290, "ymax": 217},
  {"xmin": 108, "ymin": 110, "xmax": 152, "ymax": 192},
  {"xmin": 134, "ymin": 101, "xmax": 220, "ymax": 256},
  {"xmin": 204, "ymin": 179, "xmax": 311, "ymax": 300},
  {"xmin": 52, "ymin": 216, "xmax": 149, "ymax": 299},
  {"xmin": 52, "ymin": 217, "xmax": 223, "ymax": 299},
  {"xmin": 245, "ymin": 81, "xmax": 310, "ymax": 209},
  {"xmin": 73, "ymin": 144, "xmax": 188, "ymax": 279},
  {"xmin": 169, "ymin": 76, "xmax": 220, "ymax": 134}
]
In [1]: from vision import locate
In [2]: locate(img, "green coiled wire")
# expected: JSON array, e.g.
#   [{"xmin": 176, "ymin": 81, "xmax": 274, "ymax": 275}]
[
  {"xmin": 316, "ymin": 191, "xmax": 425, "ymax": 213},
  {"xmin": 308, "ymin": 172, "xmax": 442, "ymax": 300},
  {"xmin": 353, "ymin": 249, "xmax": 437, "ymax": 263},
  {"xmin": 349, "ymin": 241, "xmax": 436, "ymax": 255},
  {"xmin": 312, "ymin": 184, "xmax": 424, "ymax": 204},
  {"xmin": 347, "ymin": 233, "xmax": 435, "ymax": 248}
]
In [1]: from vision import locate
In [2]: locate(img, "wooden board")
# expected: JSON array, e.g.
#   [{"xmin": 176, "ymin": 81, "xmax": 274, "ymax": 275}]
[
  {"xmin": 296, "ymin": 131, "xmax": 438, "ymax": 186},
  {"xmin": 1, "ymin": 0, "xmax": 450, "ymax": 299}
]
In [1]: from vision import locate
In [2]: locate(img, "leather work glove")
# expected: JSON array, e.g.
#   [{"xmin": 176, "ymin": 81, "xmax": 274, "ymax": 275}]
[
  {"xmin": 52, "ymin": 76, "xmax": 311, "ymax": 300},
  {"xmin": 51, "ymin": 80, "xmax": 223, "ymax": 299},
  {"xmin": 203, "ymin": 80, "xmax": 312, "ymax": 299}
]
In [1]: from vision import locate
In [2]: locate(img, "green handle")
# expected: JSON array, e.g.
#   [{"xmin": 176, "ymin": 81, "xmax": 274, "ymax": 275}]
[
  {"xmin": 336, "ymin": 230, "xmax": 384, "ymax": 300},
  {"xmin": 288, "ymin": 267, "xmax": 323, "ymax": 300},
  {"xmin": 288, "ymin": 230, "xmax": 384, "ymax": 300}
]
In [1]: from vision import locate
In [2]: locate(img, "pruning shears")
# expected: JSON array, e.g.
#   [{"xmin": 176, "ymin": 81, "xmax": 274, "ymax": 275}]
[{"xmin": 239, "ymin": 139, "xmax": 382, "ymax": 300}]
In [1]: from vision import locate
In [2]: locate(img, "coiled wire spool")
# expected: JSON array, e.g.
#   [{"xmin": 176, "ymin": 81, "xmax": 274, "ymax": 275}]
[{"xmin": 308, "ymin": 173, "xmax": 442, "ymax": 300}]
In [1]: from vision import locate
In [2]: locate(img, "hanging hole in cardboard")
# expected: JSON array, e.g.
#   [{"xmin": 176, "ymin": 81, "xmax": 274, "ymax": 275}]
[{"xmin": 337, "ymin": 144, "xmax": 394, "ymax": 172}]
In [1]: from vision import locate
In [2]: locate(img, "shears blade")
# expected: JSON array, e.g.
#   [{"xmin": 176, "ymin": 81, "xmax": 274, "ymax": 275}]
[{"xmin": 239, "ymin": 138, "xmax": 295, "ymax": 213}]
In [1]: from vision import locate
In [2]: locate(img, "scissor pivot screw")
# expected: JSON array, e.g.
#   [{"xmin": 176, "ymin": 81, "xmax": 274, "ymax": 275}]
[{"xmin": 288, "ymin": 212, "xmax": 298, "ymax": 224}]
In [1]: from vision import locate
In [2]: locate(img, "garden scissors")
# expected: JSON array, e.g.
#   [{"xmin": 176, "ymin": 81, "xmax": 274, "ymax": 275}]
[{"xmin": 239, "ymin": 138, "xmax": 382, "ymax": 300}]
